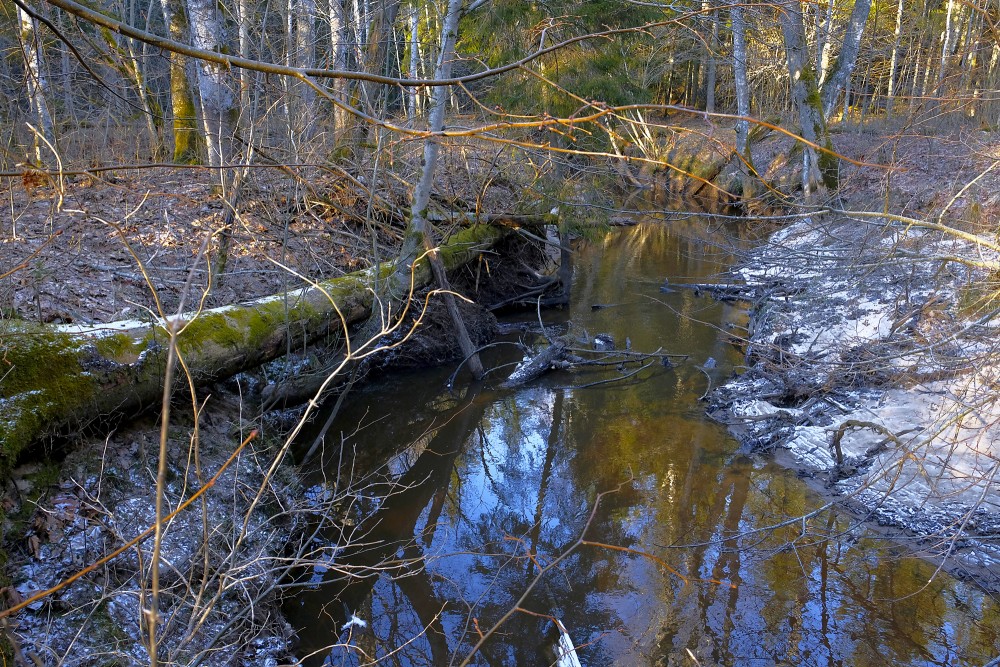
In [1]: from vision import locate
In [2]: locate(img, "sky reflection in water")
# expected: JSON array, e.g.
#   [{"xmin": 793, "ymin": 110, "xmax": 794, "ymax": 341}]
[{"xmin": 288, "ymin": 222, "xmax": 1000, "ymax": 667}]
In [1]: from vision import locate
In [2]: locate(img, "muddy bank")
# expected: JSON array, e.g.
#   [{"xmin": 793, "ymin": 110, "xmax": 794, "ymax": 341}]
[
  {"xmin": 709, "ymin": 213, "xmax": 1000, "ymax": 591},
  {"xmin": 6, "ymin": 413, "xmax": 297, "ymax": 666}
]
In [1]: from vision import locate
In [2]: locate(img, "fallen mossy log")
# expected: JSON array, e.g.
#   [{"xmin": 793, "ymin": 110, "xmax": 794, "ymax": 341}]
[{"xmin": 0, "ymin": 225, "xmax": 512, "ymax": 462}]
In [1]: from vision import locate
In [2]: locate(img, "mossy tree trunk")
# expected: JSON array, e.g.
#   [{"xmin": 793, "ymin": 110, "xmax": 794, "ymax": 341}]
[
  {"xmin": 779, "ymin": 0, "xmax": 837, "ymax": 198},
  {"xmin": 158, "ymin": 0, "xmax": 202, "ymax": 163},
  {"xmin": 0, "ymin": 225, "xmax": 509, "ymax": 465}
]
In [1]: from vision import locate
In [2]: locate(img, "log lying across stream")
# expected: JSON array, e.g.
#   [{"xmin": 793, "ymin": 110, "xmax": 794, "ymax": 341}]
[{"xmin": 0, "ymin": 225, "xmax": 513, "ymax": 462}]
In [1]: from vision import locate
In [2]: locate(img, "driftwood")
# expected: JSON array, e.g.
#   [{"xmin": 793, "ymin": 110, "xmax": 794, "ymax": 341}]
[
  {"xmin": 668, "ymin": 280, "xmax": 805, "ymax": 303},
  {"xmin": 0, "ymin": 225, "xmax": 512, "ymax": 461},
  {"xmin": 501, "ymin": 338, "xmax": 568, "ymax": 388},
  {"xmin": 500, "ymin": 333, "xmax": 685, "ymax": 390},
  {"xmin": 425, "ymin": 211, "xmax": 557, "ymax": 227}
]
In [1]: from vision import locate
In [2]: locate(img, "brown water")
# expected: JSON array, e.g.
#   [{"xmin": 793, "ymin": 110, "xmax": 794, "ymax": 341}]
[{"xmin": 286, "ymin": 221, "xmax": 1000, "ymax": 666}]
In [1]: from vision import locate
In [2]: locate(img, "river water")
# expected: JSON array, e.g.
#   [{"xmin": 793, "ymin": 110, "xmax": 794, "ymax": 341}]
[{"xmin": 285, "ymin": 220, "xmax": 1000, "ymax": 666}]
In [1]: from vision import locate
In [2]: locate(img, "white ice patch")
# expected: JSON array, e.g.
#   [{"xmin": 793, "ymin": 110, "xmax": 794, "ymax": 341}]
[
  {"xmin": 722, "ymin": 214, "xmax": 1000, "ymax": 564},
  {"xmin": 785, "ymin": 425, "xmax": 837, "ymax": 469}
]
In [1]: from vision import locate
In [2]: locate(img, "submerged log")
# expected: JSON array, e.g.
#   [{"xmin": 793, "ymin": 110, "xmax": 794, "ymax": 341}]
[
  {"xmin": 0, "ymin": 225, "xmax": 511, "ymax": 462},
  {"xmin": 666, "ymin": 281, "xmax": 753, "ymax": 301}
]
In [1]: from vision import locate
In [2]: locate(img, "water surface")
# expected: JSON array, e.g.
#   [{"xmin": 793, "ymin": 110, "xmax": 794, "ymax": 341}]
[{"xmin": 286, "ymin": 221, "xmax": 1000, "ymax": 666}]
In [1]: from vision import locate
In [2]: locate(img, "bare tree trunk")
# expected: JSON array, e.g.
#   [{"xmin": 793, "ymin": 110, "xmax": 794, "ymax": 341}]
[
  {"xmin": 936, "ymin": 0, "xmax": 956, "ymax": 109},
  {"xmin": 17, "ymin": 5, "xmax": 55, "ymax": 164},
  {"xmin": 328, "ymin": 0, "xmax": 348, "ymax": 133},
  {"xmin": 293, "ymin": 0, "xmax": 318, "ymax": 138},
  {"xmin": 407, "ymin": 4, "xmax": 419, "ymax": 124},
  {"xmin": 396, "ymin": 0, "xmax": 459, "ymax": 268},
  {"xmin": 779, "ymin": 0, "xmax": 835, "ymax": 197},
  {"xmin": 360, "ymin": 0, "xmax": 402, "ymax": 124},
  {"xmin": 816, "ymin": 0, "xmax": 834, "ymax": 84},
  {"xmin": 985, "ymin": 39, "xmax": 1000, "ymax": 121},
  {"xmin": 56, "ymin": 9, "xmax": 76, "ymax": 123},
  {"xmin": 236, "ymin": 0, "xmax": 251, "ymax": 112},
  {"xmin": 910, "ymin": 32, "xmax": 927, "ymax": 113},
  {"xmin": 703, "ymin": 0, "xmax": 717, "ymax": 114},
  {"xmin": 820, "ymin": 0, "xmax": 873, "ymax": 120}
]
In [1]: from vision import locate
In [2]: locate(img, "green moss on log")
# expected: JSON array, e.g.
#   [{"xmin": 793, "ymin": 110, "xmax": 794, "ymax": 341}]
[
  {"xmin": 0, "ymin": 224, "xmax": 510, "ymax": 463},
  {"xmin": 0, "ymin": 322, "xmax": 99, "ymax": 462}
]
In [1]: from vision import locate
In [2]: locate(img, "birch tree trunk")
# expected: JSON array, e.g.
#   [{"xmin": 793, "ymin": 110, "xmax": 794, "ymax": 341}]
[
  {"xmin": 159, "ymin": 0, "xmax": 201, "ymax": 163},
  {"xmin": 328, "ymin": 0, "xmax": 348, "ymax": 133},
  {"xmin": 779, "ymin": 0, "xmax": 835, "ymax": 197},
  {"xmin": 236, "ymin": 0, "xmax": 251, "ymax": 112},
  {"xmin": 938, "ymin": 0, "xmax": 956, "ymax": 88},
  {"xmin": 186, "ymin": 0, "xmax": 235, "ymax": 169},
  {"xmin": 816, "ymin": 0, "xmax": 834, "ymax": 84},
  {"xmin": 886, "ymin": 0, "xmax": 905, "ymax": 116},
  {"xmin": 820, "ymin": 0, "xmax": 873, "ymax": 120},
  {"xmin": 732, "ymin": 2, "xmax": 753, "ymax": 199},
  {"xmin": 703, "ymin": 0, "xmax": 717, "ymax": 114},
  {"xmin": 407, "ymin": 4, "xmax": 420, "ymax": 124},
  {"xmin": 925, "ymin": 0, "xmax": 955, "ymax": 113},
  {"xmin": 17, "ymin": 5, "xmax": 56, "ymax": 164}
]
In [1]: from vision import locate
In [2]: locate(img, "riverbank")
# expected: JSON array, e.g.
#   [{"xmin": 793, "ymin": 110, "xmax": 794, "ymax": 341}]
[
  {"xmin": 0, "ymin": 232, "xmax": 546, "ymax": 664},
  {"xmin": 708, "ymin": 139, "xmax": 1000, "ymax": 591}
]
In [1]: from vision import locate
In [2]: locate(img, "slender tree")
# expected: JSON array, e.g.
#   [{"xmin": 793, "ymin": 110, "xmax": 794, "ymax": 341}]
[
  {"xmin": 328, "ymin": 0, "xmax": 349, "ymax": 133},
  {"xmin": 820, "ymin": 0, "xmax": 873, "ymax": 119},
  {"xmin": 394, "ymin": 0, "xmax": 484, "ymax": 378},
  {"xmin": 732, "ymin": 1, "xmax": 753, "ymax": 198},
  {"xmin": 17, "ymin": 4, "xmax": 55, "ymax": 163}
]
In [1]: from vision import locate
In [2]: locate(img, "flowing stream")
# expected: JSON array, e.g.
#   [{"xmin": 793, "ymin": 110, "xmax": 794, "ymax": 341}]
[{"xmin": 285, "ymin": 220, "xmax": 1000, "ymax": 666}]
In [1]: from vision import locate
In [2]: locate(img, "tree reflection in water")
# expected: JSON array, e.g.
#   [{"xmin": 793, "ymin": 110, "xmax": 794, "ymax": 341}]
[{"xmin": 286, "ymin": 222, "xmax": 1000, "ymax": 667}]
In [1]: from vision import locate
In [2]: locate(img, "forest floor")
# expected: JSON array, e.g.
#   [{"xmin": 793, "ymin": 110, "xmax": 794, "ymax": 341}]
[
  {"xmin": 708, "ymin": 119, "xmax": 1000, "ymax": 592},
  {"xmin": 0, "ymin": 142, "xmax": 528, "ymax": 324}
]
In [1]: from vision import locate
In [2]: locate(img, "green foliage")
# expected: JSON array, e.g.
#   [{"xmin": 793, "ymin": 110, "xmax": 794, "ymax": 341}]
[{"xmin": 458, "ymin": 0, "xmax": 660, "ymax": 116}]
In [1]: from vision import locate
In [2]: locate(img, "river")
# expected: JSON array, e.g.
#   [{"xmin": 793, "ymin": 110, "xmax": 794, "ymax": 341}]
[{"xmin": 285, "ymin": 220, "xmax": 1000, "ymax": 666}]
